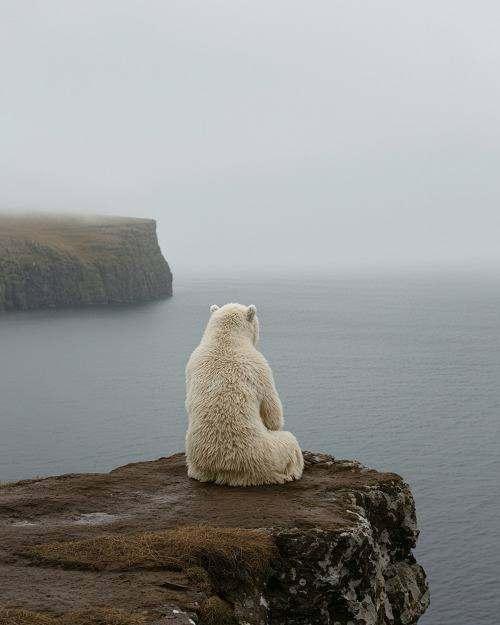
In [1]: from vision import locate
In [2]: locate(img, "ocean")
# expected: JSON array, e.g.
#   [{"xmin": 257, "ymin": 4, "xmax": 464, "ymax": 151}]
[{"xmin": 0, "ymin": 269, "xmax": 498, "ymax": 625}]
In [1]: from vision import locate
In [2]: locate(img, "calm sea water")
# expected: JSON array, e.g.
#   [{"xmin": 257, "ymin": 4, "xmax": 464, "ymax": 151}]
[{"xmin": 0, "ymin": 270, "xmax": 498, "ymax": 625}]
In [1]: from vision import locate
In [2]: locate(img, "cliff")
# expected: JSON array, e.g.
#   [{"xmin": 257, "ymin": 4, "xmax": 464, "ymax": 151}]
[
  {"xmin": 0, "ymin": 452, "xmax": 429, "ymax": 625},
  {"xmin": 0, "ymin": 215, "xmax": 172, "ymax": 311}
]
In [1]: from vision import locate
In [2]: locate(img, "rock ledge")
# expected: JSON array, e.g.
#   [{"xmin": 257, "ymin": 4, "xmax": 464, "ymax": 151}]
[{"xmin": 0, "ymin": 452, "xmax": 429, "ymax": 624}]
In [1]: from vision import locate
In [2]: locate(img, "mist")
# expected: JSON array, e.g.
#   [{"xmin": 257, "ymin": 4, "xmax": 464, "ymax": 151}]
[{"xmin": 1, "ymin": 1, "xmax": 499, "ymax": 272}]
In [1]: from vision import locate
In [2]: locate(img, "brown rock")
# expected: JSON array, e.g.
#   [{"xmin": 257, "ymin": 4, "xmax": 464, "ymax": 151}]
[{"xmin": 0, "ymin": 452, "xmax": 429, "ymax": 624}]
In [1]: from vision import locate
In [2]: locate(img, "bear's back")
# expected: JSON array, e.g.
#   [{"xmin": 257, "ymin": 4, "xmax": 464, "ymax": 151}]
[{"xmin": 186, "ymin": 339, "xmax": 264, "ymax": 429}]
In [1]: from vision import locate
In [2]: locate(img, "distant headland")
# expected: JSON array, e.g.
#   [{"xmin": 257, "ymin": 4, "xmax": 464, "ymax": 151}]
[{"xmin": 0, "ymin": 215, "xmax": 172, "ymax": 311}]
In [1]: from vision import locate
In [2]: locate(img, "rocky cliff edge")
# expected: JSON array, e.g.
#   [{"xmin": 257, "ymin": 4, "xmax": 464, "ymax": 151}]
[{"xmin": 0, "ymin": 452, "xmax": 429, "ymax": 625}]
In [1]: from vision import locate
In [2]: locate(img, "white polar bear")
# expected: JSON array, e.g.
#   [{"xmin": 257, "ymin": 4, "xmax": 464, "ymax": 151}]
[{"xmin": 185, "ymin": 303, "xmax": 304, "ymax": 486}]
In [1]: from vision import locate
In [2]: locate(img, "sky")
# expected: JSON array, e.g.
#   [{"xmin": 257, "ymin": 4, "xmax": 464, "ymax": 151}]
[{"xmin": 1, "ymin": 1, "xmax": 499, "ymax": 272}]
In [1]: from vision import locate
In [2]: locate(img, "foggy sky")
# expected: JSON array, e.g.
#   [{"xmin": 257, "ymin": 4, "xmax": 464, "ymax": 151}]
[{"xmin": 1, "ymin": 1, "xmax": 499, "ymax": 272}]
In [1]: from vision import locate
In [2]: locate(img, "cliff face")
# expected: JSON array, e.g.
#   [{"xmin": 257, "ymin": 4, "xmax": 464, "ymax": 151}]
[
  {"xmin": 0, "ymin": 215, "xmax": 172, "ymax": 311},
  {"xmin": 0, "ymin": 451, "xmax": 429, "ymax": 625}
]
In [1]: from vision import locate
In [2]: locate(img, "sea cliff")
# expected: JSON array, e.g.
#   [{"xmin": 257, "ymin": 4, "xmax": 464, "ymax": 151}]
[
  {"xmin": 0, "ymin": 215, "xmax": 172, "ymax": 311},
  {"xmin": 0, "ymin": 451, "xmax": 429, "ymax": 625}
]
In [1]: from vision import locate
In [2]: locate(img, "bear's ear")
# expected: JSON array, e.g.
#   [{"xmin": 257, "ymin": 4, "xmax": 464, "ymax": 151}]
[
  {"xmin": 246, "ymin": 304, "xmax": 257, "ymax": 321},
  {"xmin": 210, "ymin": 304, "xmax": 219, "ymax": 313}
]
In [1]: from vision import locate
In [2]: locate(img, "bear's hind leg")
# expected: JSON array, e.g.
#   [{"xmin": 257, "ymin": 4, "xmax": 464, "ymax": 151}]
[
  {"xmin": 268, "ymin": 430, "xmax": 304, "ymax": 483},
  {"xmin": 284, "ymin": 445, "xmax": 304, "ymax": 480}
]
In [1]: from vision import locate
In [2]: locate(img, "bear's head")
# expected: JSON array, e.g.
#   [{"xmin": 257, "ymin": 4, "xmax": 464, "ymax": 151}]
[{"xmin": 208, "ymin": 303, "xmax": 259, "ymax": 345}]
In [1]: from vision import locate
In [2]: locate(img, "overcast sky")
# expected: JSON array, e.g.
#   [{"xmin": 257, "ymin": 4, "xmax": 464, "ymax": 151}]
[{"xmin": 1, "ymin": 1, "xmax": 499, "ymax": 271}]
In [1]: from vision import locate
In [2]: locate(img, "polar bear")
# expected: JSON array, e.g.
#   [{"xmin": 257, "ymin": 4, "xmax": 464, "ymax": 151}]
[{"xmin": 185, "ymin": 303, "xmax": 304, "ymax": 486}]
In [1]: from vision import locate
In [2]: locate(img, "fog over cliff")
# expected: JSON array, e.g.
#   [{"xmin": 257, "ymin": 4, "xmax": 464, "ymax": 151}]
[{"xmin": 1, "ymin": 2, "xmax": 499, "ymax": 271}]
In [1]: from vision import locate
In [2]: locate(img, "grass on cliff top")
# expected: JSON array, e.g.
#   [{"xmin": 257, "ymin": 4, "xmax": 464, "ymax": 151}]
[
  {"xmin": 0, "ymin": 214, "xmax": 154, "ymax": 262},
  {"xmin": 0, "ymin": 607, "xmax": 146, "ymax": 625},
  {"xmin": 0, "ymin": 214, "xmax": 151, "ymax": 233},
  {"xmin": 25, "ymin": 525, "xmax": 275, "ymax": 583}
]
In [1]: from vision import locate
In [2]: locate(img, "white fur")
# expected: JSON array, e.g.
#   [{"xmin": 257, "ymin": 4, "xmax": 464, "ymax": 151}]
[{"xmin": 185, "ymin": 303, "xmax": 304, "ymax": 486}]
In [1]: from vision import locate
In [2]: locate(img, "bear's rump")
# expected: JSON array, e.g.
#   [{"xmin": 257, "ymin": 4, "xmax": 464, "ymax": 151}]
[{"xmin": 186, "ymin": 421, "xmax": 299, "ymax": 477}]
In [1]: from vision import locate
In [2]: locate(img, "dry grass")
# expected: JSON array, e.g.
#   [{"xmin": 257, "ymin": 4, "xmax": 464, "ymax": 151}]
[
  {"xmin": 0, "ymin": 214, "xmax": 153, "ymax": 262},
  {"xmin": 25, "ymin": 525, "xmax": 275, "ymax": 585},
  {"xmin": 197, "ymin": 596, "xmax": 238, "ymax": 625},
  {"xmin": 58, "ymin": 609, "xmax": 146, "ymax": 625},
  {"xmin": 0, "ymin": 607, "xmax": 146, "ymax": 625},
  {"xmin": 0, "ymin": 214, "xmax": 150, "ymax": 235},
  {"xmin": 0, "ymin": 607, "xmax": 54, "ymax": 625},
  {"xmin": 185, "ymin": 565, "xmax": 212, "ymax": 590}
]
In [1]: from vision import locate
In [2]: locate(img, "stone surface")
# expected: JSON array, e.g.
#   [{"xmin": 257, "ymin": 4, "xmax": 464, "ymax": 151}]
[
  {"xmin": 0, "ymin": 452, "xmax": 429, "ymax": 624},
  {"xmin": 0, "ymin": 215, "xmax": 172, "ymax": 311}
]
